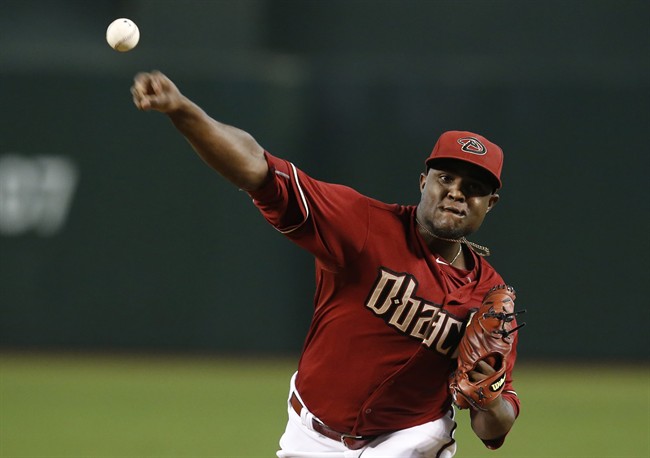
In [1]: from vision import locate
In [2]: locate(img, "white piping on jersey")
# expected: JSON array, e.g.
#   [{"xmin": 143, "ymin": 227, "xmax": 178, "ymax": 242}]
[{"xmin": 276, "ymin": 162, "xmax": 309, "ymax": 234}]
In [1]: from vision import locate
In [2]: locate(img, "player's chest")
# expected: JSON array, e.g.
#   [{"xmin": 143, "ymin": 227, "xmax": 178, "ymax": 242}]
[{"xmin": 364, "ymin": 264, "xmax": 475, "ymax": 349}]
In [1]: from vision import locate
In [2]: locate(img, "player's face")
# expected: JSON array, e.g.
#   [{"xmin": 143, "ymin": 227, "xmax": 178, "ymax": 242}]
[{"xmin": 417, "ymin": 160, "xmax": 499, "ymax": 239}]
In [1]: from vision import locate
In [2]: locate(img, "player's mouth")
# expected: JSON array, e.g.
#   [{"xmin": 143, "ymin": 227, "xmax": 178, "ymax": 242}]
[{"xmin": 440, "ymin": 205, "xmax": 466, "ymax": 217}]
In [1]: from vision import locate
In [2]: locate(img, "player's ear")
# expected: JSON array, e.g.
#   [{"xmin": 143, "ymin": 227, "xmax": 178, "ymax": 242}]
[
  {"xmin": 486, "ymin": 193, "xmax": 500, "ymax": 213},
  {"xmin": 419, "ymin": 172, "xmax": 427, "ymax": 192}
]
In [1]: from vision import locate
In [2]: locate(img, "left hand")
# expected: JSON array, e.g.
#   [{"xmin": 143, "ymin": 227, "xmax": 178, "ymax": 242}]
[{"xmin": 468, "ymin": 359, "xmax": 497, "ymax": 382}]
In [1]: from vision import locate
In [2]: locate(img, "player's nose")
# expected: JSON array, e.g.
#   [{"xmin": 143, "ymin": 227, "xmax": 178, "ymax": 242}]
[{"xmin": 445, "ymin": 180, "xmax": 465, "ymax": 201}]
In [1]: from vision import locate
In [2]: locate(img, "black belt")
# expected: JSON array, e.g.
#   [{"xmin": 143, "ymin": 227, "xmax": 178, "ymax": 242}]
[{"xmin": 290, "ymin": 393, "xmax": 377, "ymax": 450}]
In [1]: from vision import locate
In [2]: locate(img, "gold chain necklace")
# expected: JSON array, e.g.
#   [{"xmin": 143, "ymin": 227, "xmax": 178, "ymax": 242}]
[
  {"xmin": 449, "ymin": 245, "xmax": 463, "ymax": 264},
  {"xmin": 415, "ymin": 217, "xmax": 491, "ymax": 257}
]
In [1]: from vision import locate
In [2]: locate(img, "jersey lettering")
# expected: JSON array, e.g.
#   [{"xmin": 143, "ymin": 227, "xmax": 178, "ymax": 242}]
[{"xmin": 365, "ymin": 268, "xmax": 464, "ymax": 357}]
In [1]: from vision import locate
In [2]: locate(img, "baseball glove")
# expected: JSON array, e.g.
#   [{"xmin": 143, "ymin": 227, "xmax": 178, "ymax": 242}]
[{"xmin": 449, "ymin": 285, "xmax": 525, "ymax": 411}]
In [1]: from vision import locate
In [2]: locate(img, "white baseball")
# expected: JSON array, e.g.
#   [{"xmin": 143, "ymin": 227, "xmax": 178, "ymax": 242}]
[{"xmin": 106, "ymin": 18, "xmax": 140, "ymax": 52}]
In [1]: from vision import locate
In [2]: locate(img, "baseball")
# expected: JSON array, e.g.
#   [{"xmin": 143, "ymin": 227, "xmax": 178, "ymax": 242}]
[{"xmin": 106, "ymin": 18, "xmax": 140, "ymax": 52}]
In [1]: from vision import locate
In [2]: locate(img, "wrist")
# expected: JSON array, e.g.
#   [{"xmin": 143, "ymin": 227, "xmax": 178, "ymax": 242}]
[{"xmin": 167, "ymin": 95, "xmax": 194, "ymax": 117}]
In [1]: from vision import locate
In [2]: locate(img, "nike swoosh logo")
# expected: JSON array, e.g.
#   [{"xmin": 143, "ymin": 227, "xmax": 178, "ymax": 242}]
[{"xmin": 435, "ymin": 258, "xmax": 448, "ymax": 265}]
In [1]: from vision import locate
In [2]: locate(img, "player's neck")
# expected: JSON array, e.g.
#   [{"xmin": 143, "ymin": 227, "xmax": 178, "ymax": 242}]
[
  {"xmin": 415, "ymin": 219, "xmax": 463, "ymax": 266},
  {"xmin": 440, "ymin": 242, "xmax": 465, "ymax": 268},
  {"xmin": 415, "ymin": 217, "xmax": 491, "ymax": 259}
]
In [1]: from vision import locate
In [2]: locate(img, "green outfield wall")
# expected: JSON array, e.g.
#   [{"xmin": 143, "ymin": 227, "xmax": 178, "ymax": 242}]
[{"xmin": 1, "ymin": 0, "xmax": 648, "ymax": 360}]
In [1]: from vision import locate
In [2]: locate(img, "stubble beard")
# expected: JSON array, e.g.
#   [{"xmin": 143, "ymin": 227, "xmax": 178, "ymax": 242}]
[{"xmin": 430, "ymin": 219, "xmax": 468, "ymax": 241}]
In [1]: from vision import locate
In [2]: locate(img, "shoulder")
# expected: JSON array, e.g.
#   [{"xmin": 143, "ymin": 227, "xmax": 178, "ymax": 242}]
[
  {"xmin": 477, "ymin": 254, "xmax": 500, "ymax": 274},
  {"xmin": 474, "ymin": 254, "xmax": 508, "ymax": 294},
  {"xmin": 365, "ymin": 200, "xmax": 415, "ymax": 230},
  {"xmin": 368, "ymin": 199, "xmax": 414, "ymax": 217}
]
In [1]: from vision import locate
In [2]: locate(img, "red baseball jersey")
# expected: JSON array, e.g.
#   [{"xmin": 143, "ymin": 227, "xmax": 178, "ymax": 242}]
[{"xmin": 249, "ymin": 152, "xmax": 520, "ymax": 438}]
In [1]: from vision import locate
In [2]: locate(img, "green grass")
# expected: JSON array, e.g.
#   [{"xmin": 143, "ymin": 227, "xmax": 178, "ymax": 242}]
[
  {"xmin": 454, "ymin": 364, "xmax": 649, "ymax": 458},
  {"xmin": 1, "ymin": 353, "xmax": 648, "ymax": 457},
  {"xmin": 1, "ymin": 353, "xmax": 292, "ymax": 457}
]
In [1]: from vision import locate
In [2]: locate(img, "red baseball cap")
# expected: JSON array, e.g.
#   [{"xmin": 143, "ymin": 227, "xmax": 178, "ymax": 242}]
[{"xmin": 425, "ymin": 130, "xmax": 504, "ymax": 189}]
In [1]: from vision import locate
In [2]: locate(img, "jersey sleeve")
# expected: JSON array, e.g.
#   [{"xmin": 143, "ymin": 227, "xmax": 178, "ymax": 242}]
[{"xmin": 248, "ymin": 151, "xmax": 370, "ymax": 271}]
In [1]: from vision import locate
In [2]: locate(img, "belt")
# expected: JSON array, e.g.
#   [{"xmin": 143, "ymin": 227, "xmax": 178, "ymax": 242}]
[{"xmin": 290, "ymin": 393, "xmax": 377, "ymax": 450}]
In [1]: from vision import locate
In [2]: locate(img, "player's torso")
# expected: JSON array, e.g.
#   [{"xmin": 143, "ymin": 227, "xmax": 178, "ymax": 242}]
[
  {"xmin": 248, "ymin": 155, "xmax": 504, "ymax": 435},
  {"xmin": 296, "ymin": 201, "xmax": 500, "ymax": 435}
]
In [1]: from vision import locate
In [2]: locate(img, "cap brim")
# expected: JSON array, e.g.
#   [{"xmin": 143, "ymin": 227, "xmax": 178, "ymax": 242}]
[{"xmin": 426, "ymin": 156, "xmax": 502, "ymax": 190}]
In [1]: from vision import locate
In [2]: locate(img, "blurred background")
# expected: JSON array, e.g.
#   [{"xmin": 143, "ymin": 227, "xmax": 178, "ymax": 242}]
[{"xmin": 1, "ymin": 0, "xmax": 648, "ymax": 456}]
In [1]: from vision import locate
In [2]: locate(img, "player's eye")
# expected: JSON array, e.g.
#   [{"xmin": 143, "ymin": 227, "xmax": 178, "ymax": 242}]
[
  {"xmin": 438, "ymin": 174, "xmax": 454, "ymax": 184},
  {"xmin": 465, "ymin": 181, "xmax": 489, "ymax": 196}
]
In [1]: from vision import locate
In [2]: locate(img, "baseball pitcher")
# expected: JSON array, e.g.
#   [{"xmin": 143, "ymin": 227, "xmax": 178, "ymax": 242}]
[{"xmin": 131, "ymin": 71, "xmax": 525, "ymax": 458}]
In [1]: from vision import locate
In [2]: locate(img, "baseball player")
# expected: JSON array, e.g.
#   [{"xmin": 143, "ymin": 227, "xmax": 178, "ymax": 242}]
[{"xmin": 131, "ymin": 71, "xmax": 522, "ymax": 458}]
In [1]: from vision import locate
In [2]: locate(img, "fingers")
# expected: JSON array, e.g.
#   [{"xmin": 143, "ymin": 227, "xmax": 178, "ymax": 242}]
[
  {"xmin": 476, "ymin": 359, "xmax": 496, "ymax": 373},
  {"xmin": 468, "ymin": 360, "xmax": 496, "ymax": 382},
  {"xmin": 130, "ymin": 70, "xmax": 173, "ymax": 111},
  {"xmin": 130, "ymin": 84, "xmax": 149, "ymax": 111},
  {"xmin": 131, "ymin": 72, "xmax": 153, "ymax": 110}
]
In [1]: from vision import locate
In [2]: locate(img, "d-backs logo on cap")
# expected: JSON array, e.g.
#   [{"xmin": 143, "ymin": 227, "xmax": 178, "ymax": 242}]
[{"xmin": 457, "ymin": 137, "xmax": 487, "ymax": 155}]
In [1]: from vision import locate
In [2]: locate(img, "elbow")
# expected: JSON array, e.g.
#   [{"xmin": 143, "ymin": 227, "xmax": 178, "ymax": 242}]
[{"xmin": 237, "ymin": 144, "xmax": 270, "ymax": 192}]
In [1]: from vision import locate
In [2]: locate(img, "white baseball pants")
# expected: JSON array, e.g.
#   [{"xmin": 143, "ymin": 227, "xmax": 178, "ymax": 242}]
[{"xmin": 276, "ymin": 373, "xmax": 457, "ymax": 458}]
